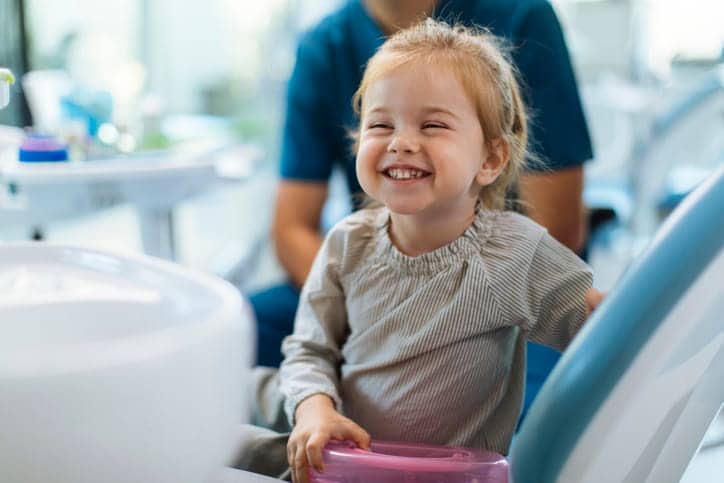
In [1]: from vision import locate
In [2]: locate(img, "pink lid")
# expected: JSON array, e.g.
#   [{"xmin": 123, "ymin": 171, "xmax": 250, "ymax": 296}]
[
  {"xmin": 310, "ymin": 440, "xmax": 508, "ymax": 482},
  {"xmin": 20, "ymin": 135, "xmax": 66, "ymax": 151}
]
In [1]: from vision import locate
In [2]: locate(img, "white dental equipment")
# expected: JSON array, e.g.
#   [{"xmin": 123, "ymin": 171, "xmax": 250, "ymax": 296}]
[
  {"xmin": 0, "ymin": 245, "xmax": 256, "ymax": 483},
  {"xmin": 0, "ymin": 68, "xmax": 14, "ymax": 110}
]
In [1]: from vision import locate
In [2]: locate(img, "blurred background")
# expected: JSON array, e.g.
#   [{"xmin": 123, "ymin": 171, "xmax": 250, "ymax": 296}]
[
  {"xmin": 1, "ymin": 0, "xmax": 722, "ymax": 281},
  {"xmin": 0, "ymin": 1, "xmax": 722, "ymax": 477}
]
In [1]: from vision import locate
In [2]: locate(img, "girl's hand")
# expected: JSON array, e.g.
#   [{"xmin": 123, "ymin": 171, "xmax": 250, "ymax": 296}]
[
  {"xmin": 585, "ymin": 288, "xmax": 605, "ymax": 317},
  {"xmin": 288, "ymin": 394, "xmax": 371, "ymax": 483}
]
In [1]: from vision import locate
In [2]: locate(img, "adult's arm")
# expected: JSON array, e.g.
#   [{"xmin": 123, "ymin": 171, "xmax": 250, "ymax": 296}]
[
  {"xmin": 519, "ymin": 166, "xmax": 586, "ymax": 253},
  {"xmin": 272, "ymin": 180, "xmax": 328, "ymax": 289},
  {"xmin": 273, "ymin": 29, "xmax": 342, "ymax": 287},
  {"xmin": 512, "ymin": 1, "xmax": 593, "ymax": 252}
]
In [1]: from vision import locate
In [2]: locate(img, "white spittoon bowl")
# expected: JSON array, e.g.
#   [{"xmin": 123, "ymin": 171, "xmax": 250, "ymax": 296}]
[{"xmin": 0, "ymin": 243, "xmax": 254, "ymax": 483}]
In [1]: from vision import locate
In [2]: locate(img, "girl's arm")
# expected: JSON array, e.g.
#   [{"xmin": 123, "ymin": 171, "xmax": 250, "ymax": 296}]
[
  {"xmin": 279, "ymin": 227, "xmax": 349, "ymax": 422},
  {"xmin": 278, "ymin": 226, "xmax": 367, "ymax": 481},
  {"xmin": 585, "ymin": 288, "xmax": 606, "ymax": 317},
  {"xmin": 522, "ymin": 232, "xmax": 596, "ymax": 350}
]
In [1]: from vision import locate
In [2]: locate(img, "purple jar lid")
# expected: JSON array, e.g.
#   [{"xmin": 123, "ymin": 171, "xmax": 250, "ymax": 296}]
[{"xmin": 19, "ymin": 135, "xmax": 68, "ymax": 162}]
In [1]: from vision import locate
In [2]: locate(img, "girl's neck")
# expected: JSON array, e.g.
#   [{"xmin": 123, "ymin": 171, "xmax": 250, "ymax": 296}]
[
  {"xmin": 388, "ymin": 204, "xmax": 477, "ymax": 257},
  {"xmin": 363, "ymin": 0, "xmax": 439, "ymax": 35}
]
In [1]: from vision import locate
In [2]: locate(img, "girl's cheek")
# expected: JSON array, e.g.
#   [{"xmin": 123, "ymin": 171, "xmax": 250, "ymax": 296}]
[
  {"xmin": 357, "ymin": 143, "xmax": 375, "ymax": 163},
  {"xmin": 361, "ymin": 136, "xmax": 392, "ymax": 169}
]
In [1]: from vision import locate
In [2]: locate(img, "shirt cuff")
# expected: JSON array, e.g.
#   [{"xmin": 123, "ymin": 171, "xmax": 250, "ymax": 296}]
[{"xmin": 284, "ymin": 388, "xmax": 343, "ymax": 427}]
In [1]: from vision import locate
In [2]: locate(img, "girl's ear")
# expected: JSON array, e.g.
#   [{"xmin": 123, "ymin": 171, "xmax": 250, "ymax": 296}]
[{"xmin": 476, "ymin": 138, "xmax": 509, "ymax": 186}]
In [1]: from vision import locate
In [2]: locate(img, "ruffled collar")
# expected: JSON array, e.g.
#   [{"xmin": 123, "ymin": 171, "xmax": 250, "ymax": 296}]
[{"xmin": 370, "ymin": 204, "xmax": 498, "ymax": 274}]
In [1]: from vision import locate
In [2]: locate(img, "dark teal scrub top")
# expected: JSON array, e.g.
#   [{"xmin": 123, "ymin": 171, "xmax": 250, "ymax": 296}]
[{"xmin": 280, "ymin": 0, "xmax": 593, "ymax": 207}]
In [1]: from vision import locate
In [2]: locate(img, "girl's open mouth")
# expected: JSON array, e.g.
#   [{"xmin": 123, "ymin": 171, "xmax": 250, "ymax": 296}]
[{"xmin": 383, "ymin": 167, "xmax": 432, "ymax": 180}]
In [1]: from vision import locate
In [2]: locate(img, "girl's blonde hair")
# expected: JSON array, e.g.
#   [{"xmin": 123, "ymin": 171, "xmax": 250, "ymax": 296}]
[{"xmin": 353, "ymin": 19, "xmax": 533, "ymax": 210}]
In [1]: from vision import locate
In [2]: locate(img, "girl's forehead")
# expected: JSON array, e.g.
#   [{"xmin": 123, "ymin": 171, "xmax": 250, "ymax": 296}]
[
  {"xmin": 363, "ymin": 61, "xmax": 473, "ymax": 106},
  {"xmin": 367, "ymin": 60, "xmax": 461, "ymax": 93},
  {"xmin": 374, "ymin": 55, "xmax": 449, "ymax": 80}
]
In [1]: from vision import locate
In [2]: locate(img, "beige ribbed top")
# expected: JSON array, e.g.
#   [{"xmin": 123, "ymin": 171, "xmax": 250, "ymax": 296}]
[{"xmin": 279, "ymin": 206, "xmax": 592, "ymax": 454}]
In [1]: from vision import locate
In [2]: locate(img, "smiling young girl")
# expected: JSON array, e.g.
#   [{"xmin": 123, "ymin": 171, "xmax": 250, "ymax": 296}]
[{"xmin": 242, "ymin": 19, "xmax": 603, "ymax": 482}]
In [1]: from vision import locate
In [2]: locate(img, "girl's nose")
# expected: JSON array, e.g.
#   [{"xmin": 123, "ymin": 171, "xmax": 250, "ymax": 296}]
[{"xmin": 387, "ymin": 131, "xmax": 419, "ymax": 154}]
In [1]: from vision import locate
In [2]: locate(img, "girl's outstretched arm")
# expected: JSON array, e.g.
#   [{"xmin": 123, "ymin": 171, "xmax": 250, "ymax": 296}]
[{"xmin": 585, "ymin": 288, "xmax": 605, "ymax": 317}]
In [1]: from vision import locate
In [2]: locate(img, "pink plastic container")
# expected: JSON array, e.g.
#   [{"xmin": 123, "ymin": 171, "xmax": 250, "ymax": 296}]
[{"xmin": 309, "ymin": 440, "xmax": 509, "ymax": 482}]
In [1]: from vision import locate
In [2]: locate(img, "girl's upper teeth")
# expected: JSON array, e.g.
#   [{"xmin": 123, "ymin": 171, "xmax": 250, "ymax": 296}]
[{"xmin": 388, "ymin": 168, "xmax": 426, "ymax": 179}]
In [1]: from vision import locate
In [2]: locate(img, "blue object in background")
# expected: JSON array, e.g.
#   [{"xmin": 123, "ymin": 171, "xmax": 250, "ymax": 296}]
[
  {"xmin": 250, "ymin": 283, "xmax": 300, "ymax": 368},
  {"xmin": 60, "ymin": 89, "xmax": 113, "ymax": 137},
  {"xmin": 18, "ymin": 134, "xmax": 68, "ymax": 162}
]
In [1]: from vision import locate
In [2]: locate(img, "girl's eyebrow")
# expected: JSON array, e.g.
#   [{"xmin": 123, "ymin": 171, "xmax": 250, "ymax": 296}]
[
  {"xmin": 366, "ymin": 105, "xmax": 459, "ymax": 119},
  {"xmin": 366, "ymin": 106, "xmax": 389, "ymax": 115},
  {"xmin": 420, "ymin": 105, "xmax": 460, "ymax": 120}
]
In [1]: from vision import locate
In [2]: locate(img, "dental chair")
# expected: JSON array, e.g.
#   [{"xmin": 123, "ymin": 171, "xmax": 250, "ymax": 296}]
[
  {"xmin": 218, "ymin": 167, "xmax": 724, "ymax": 482},
  {"xmin": 510, "ymin": 165, "xmax": 724, "ymax": 482}
]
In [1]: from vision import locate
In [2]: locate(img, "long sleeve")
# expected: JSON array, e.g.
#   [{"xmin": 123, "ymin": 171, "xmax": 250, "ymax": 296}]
[
  {"xmin": 522, "ymin": 231, "xmax": 593, "ymax": 350},
  {"xmin": 278, "ymin": 229, "xmax": 349, "ymax": 424},
  {"xmin": 272, "ymin": 207, "xmax": 594, "ymax": 453}
]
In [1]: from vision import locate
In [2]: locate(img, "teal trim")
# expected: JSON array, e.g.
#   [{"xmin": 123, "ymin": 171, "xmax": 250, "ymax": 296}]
[{"xmin": 510, "ymin": 166, "xmax": 724, "ymax": 483}]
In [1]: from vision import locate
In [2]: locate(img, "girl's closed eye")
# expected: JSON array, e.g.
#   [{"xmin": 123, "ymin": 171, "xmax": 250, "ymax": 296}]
[
  {"xmin": 367, "ymin": 121, "xmax": 393, "ymax": 130},
  {"xmin": 422, "ymin": 121, "xmax": 449, "ymax": 130}
]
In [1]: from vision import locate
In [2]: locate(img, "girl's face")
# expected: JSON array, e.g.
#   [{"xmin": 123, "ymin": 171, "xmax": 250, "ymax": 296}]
[{"xmin": 356, "ymin": 61, "xmax": 501, "ymax": 219}]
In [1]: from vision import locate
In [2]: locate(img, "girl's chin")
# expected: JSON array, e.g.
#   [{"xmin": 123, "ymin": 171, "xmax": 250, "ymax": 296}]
[{"xmin": 384, "ymin": 201, "xmax": 430, "ymax": 215}]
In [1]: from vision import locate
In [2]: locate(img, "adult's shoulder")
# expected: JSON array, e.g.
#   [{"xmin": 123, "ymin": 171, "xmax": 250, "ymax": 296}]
[
  {"xmin": 506, "ymin": 0, "xmax": 558, "ymax": 17},
  {"xmin": 295, "ymin": 2, "xmax": 362, "ymax": 60},
  {"xmin": 507, "ymin": 0, "xmax": 565, "ymax": 38},
  {"xmin": 448, "ymin": 0, "xmax": 555, "ymax": 29},
  {"xmin": 478, "ymin": 0, "xmax": 555, "ymax": 17},
  {"xmin": 456, "ymin": 0, "xmax": 593, "ymax": 170}
]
